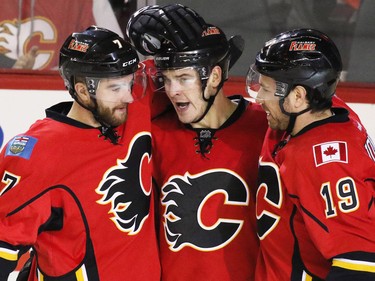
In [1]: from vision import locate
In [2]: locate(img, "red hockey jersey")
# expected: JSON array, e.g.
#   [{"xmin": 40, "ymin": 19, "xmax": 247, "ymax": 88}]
[
  {"xmin": 0, "ymin": 97, "xmax": 160, "ymax": 280},
  {"xmin": 152, "ymin": 96, "xmax": 268, "ymax": 281},
  {"xmin": 255, "ymin": 99, "xmax": 375, "ymax": 281}
]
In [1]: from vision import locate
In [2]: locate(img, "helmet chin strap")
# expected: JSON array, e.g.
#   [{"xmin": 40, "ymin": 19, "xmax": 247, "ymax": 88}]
[
  {"xmin": 279, "ymin": 98, "xmax": 311, "ymax": 135},
  {"xmin": 191, "ymin": 80, "xmax": 223, "ymax": 124}
]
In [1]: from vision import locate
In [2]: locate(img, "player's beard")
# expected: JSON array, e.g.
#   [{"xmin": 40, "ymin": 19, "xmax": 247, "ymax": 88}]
[{"xmin": 96, "ymin": 103, "xmax": 129, "ymax": 127}]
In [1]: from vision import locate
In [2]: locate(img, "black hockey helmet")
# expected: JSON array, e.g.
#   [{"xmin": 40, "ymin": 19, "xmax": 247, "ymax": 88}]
[
  {"xmin": 59, "ymin": 26, "xmax": 147, "ymax": 144},
  {"xmin": 126, "ymin": 4, "xmax": 244, "ymax": 123},
  {"xmin": 251, "ymin": 28, "xmax": 342, "ymax": 101},
  {"xmin": 154, "ymin": 24, "xmax": 233, "ymax": 81},
  {"xmin": 126, "ymin": 4, "xmax": 206, "ymax": 55},
  {"xmin": 126, "ymin": 3, "xmax": 244, "ymax": 81},
  {"xmin": 59, "ymin": 25, "xmax": 140, "ymax": 96}
]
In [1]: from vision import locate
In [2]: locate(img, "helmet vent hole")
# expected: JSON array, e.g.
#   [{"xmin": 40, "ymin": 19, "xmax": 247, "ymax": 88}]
[{"xmin": 304, "ymin": 52, "xmax": 321, "ymax": 59}]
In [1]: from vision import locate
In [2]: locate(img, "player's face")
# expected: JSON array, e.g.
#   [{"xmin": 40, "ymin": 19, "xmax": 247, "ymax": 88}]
[
  {"xmin": 257, "ymin": 75, "xmax": 290, "ymax": 131},
  {"xmin": 161, "ymin": 67, "xmax": 208, "ymax": 124},
  {"xmin": 94, "ymin": 74, "xmax": 134, "ymax": 127}
]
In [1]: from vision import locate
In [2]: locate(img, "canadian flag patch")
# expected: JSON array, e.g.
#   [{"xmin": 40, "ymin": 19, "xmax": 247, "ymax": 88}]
[{"xmin": 313, "ymin": 141, "xmax": 348, "ymax": 167}]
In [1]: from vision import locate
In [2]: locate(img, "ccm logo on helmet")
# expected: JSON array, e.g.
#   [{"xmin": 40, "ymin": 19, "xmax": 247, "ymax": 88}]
[
  {"xmin": 123, "ymin": 58, "xmax": 137, "ymax": 67},
  {"xmin": 289, "ymin": 41, "xmax": 316, "ymax": 51}
]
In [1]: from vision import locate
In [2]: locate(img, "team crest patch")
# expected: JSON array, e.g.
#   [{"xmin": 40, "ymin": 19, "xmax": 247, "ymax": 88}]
[
  {"xmin": 6, "ymin": 136, "xmax": 38, "ymax": 160},
  {"xmin": 313, "ymin": 141, "xmax": 348, "ymax": 167}
]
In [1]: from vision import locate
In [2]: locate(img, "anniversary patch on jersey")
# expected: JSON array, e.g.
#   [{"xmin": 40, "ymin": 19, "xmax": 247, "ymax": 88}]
[
  {"xmin": 313, "ymin": 141, "xmax": 348, "ymax": 167},
  {"xmin": 5, "ymin": 135, "xmax": 38, "ymax": 159}
]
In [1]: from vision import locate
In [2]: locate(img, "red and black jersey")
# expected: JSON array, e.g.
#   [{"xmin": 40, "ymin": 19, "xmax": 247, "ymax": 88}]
[
  {"xmin": 0, "ymin": 97, "xmax": 160, "ymax": 280},
  {"xmin": 152, "ymin": 96, "xmax": 268, "ymax": 281},
  {"xmin": 255, "ymin": 97, "xmax": 375, "ymax": 281}
]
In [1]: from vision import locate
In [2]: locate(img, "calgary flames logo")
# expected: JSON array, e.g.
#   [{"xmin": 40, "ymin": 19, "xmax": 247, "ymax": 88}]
[
  {"xmin": 162, "ymin": 169, "xmax": 249, "ymax": 251},
  {"xmin": 0, "ymin": 18, "xmax": 56, "ymax": 69},
  {"xmin": 96, "ymin": 133, "xmax": 152, "ymax": 235}
]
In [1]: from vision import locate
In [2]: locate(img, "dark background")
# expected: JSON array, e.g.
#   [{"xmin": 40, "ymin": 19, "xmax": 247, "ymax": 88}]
[{"xmin": 110, "ymin": 0, "xmax": 374, "ymax": 83}]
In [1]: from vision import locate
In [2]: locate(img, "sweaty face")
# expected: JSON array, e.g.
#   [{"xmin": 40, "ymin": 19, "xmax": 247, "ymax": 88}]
[
  {"xmin": 257, "ymin": 75, "xmax": 290, "ymax": 131},
  {"xmin": 161, "ymin": 67, "xmax": 208, "ymax": 124},
  {"xmin": 93, "ymin": 74, "xmax": 134, "ymax": 127}
]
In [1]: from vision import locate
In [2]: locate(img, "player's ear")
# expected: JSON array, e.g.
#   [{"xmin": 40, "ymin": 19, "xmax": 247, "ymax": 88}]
[
  {"xmin": 74, "ymin": 82, "xmax": 90, "ymax": 102},
  {"xmin": 204, "ymin": 66, "xmax": 223, "ymax": 99},
  {"xmin": 209, "ymin": 66, "xmax": 222, "ymax": 88},
  {"xmin": 291, "ymin": 85, "xmax": 308, "ymax": 109}
]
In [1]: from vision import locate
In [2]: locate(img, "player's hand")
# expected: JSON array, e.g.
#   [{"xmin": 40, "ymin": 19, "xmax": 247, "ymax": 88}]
[
  {"xmin": 126, "ymin": 4, "xmax": 207, "ymax": 55},
  {"xmin": 13, "ymin": 46, "xmax": 38, "ymax": 69}
]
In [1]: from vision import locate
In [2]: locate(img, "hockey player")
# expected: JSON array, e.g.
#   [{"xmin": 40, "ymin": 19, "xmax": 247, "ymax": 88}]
[
  {"xmin": 127, "ymin": 4, "xmax": 268, "ymax": 281},
  {"xmin": 0, "ymin": 26, "xmax": 160, "ymax": 280},
  {"xmin": 246, "ymin": 28, "xmax": 375, "ymax": 280}
]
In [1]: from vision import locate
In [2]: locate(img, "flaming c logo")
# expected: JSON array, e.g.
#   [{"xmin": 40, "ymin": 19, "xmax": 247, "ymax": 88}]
[
  {"xmin": 162, "ymin": 169, "xmax": 249, "ymax": 251},
  {"xmin": 0, "ymin": 17, "xmax": 57, "ymax": 69},
  {"xmin": 96, "ymin": 132, "xmax": 152, "ymax": 235}
]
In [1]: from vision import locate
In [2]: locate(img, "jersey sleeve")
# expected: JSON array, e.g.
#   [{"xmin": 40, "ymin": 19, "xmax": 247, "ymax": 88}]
[
  {"xmin": 0, "ymin": 137, "xmax": 54, "ymax": 277},
  {"xmin": 282, "ymin": 129, "xmax": 375, "ymax": 275}
]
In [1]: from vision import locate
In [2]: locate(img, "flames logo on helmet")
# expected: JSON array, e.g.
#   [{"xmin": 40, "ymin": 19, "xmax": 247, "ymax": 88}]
[
  {"xmin": 68, "ymin": 39, "xmax": 89, "ymax": 53},
  {"xmin": 289, "ymin": 41, "xmax": 316, "ymax": 51},
  {"xmin": 96, "ymin": 132, "xmax": 152, "ymax": 235},
  {"xmin": 202, "ymin": 26, "xmax": 221, "ymax": 37},
  {"xmin": 162, "ymin": 169, "xmax": 249, "ymax": 251}
]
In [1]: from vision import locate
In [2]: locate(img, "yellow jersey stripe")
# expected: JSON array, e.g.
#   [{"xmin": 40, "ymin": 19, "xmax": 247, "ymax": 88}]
[
  {"xmin": 302, "ymin": 270, "xmax": 313, "ymax": 281},
  {"xmin": 0, "ymin": 248, "xmax": 18, "ymax": 261},
  {"xmin": 332, "ymin": 258, "xmax": 375, "ymax": 273},
  {"xmin": 37, "ymin": 269, "xmax": 44, "ymax": 281},
  {"xmin": 75, "ymin": 264, "xmax": 88, "ymax": 281}
]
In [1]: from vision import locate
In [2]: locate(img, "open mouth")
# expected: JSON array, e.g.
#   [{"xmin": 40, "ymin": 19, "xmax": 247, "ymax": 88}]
[{"xmin": 175, "ymin": 102, "xmax": 189, "ymax": 110}]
